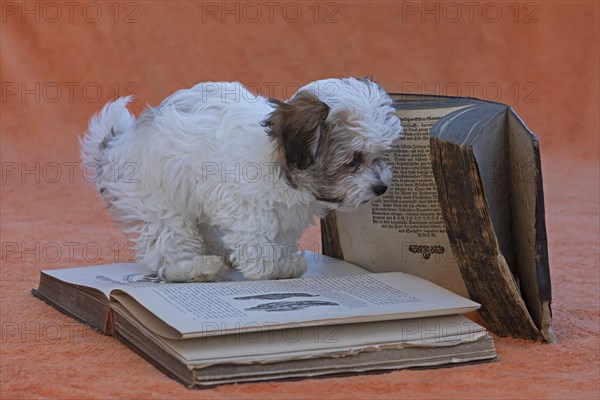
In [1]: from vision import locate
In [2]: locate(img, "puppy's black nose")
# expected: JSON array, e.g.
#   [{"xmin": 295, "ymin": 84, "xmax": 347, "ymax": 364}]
[{"xmin": 373, "ymin": 184, "xmax": 388, "ymax": 196}]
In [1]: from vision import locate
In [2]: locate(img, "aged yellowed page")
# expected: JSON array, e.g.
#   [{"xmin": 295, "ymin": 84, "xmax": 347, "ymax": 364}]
[{"xmin": 335, "ymin": 106, "xmax": 473, "ymax": 296}]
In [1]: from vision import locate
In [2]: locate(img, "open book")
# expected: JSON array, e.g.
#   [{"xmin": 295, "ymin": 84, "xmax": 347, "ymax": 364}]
[
  {"xmin": 321, "ymin": 94, "xmax": 552, "ymax": 342},
  {"xmin": 33, "ymin": 252, "xmax": 496, "ymax": 387}
]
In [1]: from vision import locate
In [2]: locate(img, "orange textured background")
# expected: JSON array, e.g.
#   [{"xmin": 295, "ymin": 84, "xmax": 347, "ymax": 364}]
[{"xmin": 1, "ymin": 1, "xmax": 599, "ymax": 399}]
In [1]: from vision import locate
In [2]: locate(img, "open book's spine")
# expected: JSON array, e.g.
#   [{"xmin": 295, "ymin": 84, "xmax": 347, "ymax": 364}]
[
  {"xmin": 532, "ymin": 139, "xmax": 551, "ymax": 299},
  {"xmin": 508, "ymin": 108, "xmax": 553, "ymax": 342},
  {"xmin": 430, "ymin": 139, "xmax": 544, "ymax": 341}
]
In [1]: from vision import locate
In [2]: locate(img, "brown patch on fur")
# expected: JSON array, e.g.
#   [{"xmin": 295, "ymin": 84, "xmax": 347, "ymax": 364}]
[{"xmin": 262, "ymin": 92, "xmax": 330, "ymax": 171}]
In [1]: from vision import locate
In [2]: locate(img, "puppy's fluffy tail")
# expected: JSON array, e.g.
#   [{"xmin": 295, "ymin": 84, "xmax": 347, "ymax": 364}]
[{"xmin": 80, "ymin": 96, "xmax": 135, "ymax": 173}]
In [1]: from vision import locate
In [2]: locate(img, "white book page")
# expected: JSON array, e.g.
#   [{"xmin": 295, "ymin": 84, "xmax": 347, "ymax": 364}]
[
  {"xmin": 41, "ymin": 262, "xmax": 148, "ymax": 298},
  {"xmin": 40, "ymin": 251, "xmax": 368, "ymax": 298},
  {"xmin": 161, "ymin": 315, "xmax": 489, "ymax": 365},
  {"xmin": 111, "ymin": 266, "xmax": 480, "ymax": 339}
]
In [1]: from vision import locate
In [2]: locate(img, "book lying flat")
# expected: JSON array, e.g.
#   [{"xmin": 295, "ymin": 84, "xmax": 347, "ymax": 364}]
[{"xmin": 33, "ymin": 252, "xmax": 496, "ymax": 387}]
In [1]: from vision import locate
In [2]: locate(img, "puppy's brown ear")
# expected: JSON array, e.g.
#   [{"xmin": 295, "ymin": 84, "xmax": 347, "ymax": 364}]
[{"xmin": 262, "ymin": 92, "xmax": 330, "ymax": 170}]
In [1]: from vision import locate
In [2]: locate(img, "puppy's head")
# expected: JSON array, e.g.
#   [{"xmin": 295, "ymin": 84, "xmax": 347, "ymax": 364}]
[{"xmin": 263, "ymin": 77, "xmax": 403, "ymax": 209}]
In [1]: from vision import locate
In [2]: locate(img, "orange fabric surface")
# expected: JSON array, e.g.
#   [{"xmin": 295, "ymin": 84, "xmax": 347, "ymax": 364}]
[{"xmin": 1, "ymin": 1, "xmax": 599, "ymax": 398}]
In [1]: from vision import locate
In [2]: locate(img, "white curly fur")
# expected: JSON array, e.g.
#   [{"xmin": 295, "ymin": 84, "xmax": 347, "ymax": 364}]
[{"xmin": 81, "ymin": 78, "xmax": 403, "ymax": 282}]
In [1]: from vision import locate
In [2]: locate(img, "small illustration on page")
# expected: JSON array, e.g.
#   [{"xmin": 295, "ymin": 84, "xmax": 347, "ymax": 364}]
[
  {"xmin": 408, "ymin": 244, "xmax": 446, "ymax": 260},
  {"xmin": 245, "ymin": 300, "xmax": 339, "ymax": 312},
  {"xmin": 233, "ymin": 293, "xmax": 319, "ymax": 301}
]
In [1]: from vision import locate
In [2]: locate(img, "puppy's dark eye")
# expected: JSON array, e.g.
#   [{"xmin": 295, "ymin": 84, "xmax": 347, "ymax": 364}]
[{"xmin": 347, "ymin": 152, "xmax": 362, "ymax": 170}]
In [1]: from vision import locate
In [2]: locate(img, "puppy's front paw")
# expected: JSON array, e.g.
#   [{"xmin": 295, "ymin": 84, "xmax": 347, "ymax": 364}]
[
  {"xmin": 236, "ymin": 257, "xmax": 276, "ymax": 280},
  {"xmin": 159, "ymin": 255, "xmax": 227, "ymax": 282},
  {"xmin": 237, "ymin": 251, "xmax": 307, "ymax": 280},
  {"xmin": 273, "ymin": 251, "xmax": 307, "ymax": 279}
]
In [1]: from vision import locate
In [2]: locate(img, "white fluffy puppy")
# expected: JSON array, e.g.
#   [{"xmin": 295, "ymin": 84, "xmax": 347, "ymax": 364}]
[{"xmin": 81, "ymin": 78, "xmax": 403, "ymax": 282}]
